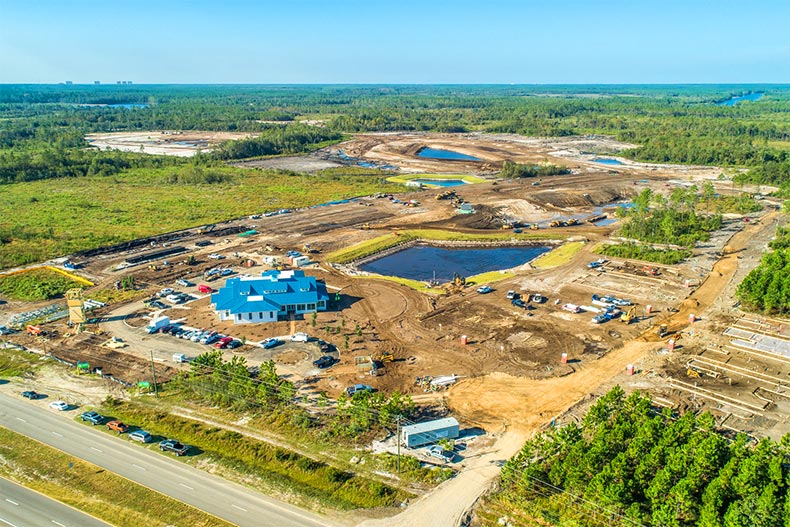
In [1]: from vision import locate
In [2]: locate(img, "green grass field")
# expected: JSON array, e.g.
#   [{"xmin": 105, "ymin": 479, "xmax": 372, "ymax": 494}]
[
  {"xmin": 0, "ymin": 267, "xmax": 85, "ymax": 301},
  {"xmin": 0, "ymin": 426, "xmax": 233, "ymax": 527},
  {"xmin": 530, "ymin": 241, "xmax": 585, "ymax": 269},
  {"xmin": 0, "ymin": 166, "xmax": 400, "ymax": 270}
]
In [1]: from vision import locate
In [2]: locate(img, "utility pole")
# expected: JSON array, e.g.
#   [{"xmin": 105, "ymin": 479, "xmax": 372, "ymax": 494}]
[
  {"xmin": 150, "ymin": 350, "xmax": 159, "ymax": 398},
  {"xmin": 396, "ymin": 415, "xmax": 402, "ymax": 473}
]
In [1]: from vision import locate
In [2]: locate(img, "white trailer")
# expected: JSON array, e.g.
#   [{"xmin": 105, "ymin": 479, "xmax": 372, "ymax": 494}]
[
  {"xmin": 146, "ymin": 315, "xmax": 170, "ymax": 334},
  {"xmin": 401, "ymin": 417, "xmax": 460, "ymax": 448}
]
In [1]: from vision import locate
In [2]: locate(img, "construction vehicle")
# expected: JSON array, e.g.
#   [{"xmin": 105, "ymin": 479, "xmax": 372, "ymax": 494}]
[
  {"xmin": 620, "ymin": 307, "xmax": 637, "ymax": 324},
  {"xmin": 360, "ymin": 223, "xmax": 371, "ymax": 230},
  {"xmin": 435, "ymin": 190, "xmax": 457, "ymax": 200},
  {"xmin": 642, "ymin": 265, "xmax": 660, "ymax": 276},
  {"xmin": 686, "ymin": 367, "xmax": 701, "ymax": 378},
  {"xmin": 26, "ymin": 325, "xmax": 44, "ymax": 336},
  {"xmin": 529, "ymin": 224, "xmax": 540, "ymax": 230},
  {"xmin": 196, "ymin": 224, "xmax": 216, "ymax": 234},
  {"xmin": 303, "ymin": 243, "xmax": 320, "ymax": 254},
  {"xmin": 379, "ymin": 351, "xmax": 395, "ymax": 363},
  {"xmin": 657, "ymin": 324, "xmax": 669, "ymax": 338},
  {"xmin": 452, "ymin": 273, "xmax": 466, "ymax": 287}
]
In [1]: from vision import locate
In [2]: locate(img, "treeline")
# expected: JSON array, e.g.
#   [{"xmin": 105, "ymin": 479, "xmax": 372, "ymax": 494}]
[
  {"xmin": 736, "ymin": 246, "xmax": 790, "ymax": 314},
  {"xmin": 619, "ymin": 188, "xmax": 722, "ymax": 247},
  {"xmin": 178, "ymin": 351, "xmax": 414, "ymax": 439},
  {"xmin": 210, "ymin": 125, "xmax": 342, "ymax": 160},
  {"xmin": 499, "ymin": 160, "xmax": 570, "ymax": 179},
  {"xmin": 489, "ymin": 386, "xmax": 790, "ymax": 527}
]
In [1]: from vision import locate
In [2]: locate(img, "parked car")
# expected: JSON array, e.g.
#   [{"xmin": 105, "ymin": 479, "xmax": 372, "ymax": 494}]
[
  {"xmin": 190, "ymin": 331, "xmax": 206, "ymax": 342},
  {"xmin": 262, "ymin": 337, "xmax": 281, "ymax": 349},
  {"xmin": 21, "ymin": 390, "xmax": 43, "ymax": 400},
  {"xmin": 199, "ymin": 331, "xmax": 218, "ymax": 345},
  {"xmin": 318, "ymin": 340, "xmax": 332, "ymax": 353},
  {"xmin": 312, "ymin": 355, "xmax": 336, "ymax": 369},
  {"xmin": 166, "ymin": 294, "xmax": 184, "ymax": 305},
  {"xmin": 532, "ymin": 293, "xmax": 545, "ymax": 303},
  {"xmin": 511, "ymin": 298, "xmax": 527, "ymax": 309},
  {"xmin": 149, "ymin": 300, "xmax": 168, "ymax": 309},
  {"xmin": 345, "ymin": 384, "xmax": 373, "ymax": 397},
  {"xmin": 159, "ymin": 288, "xmax": 175, "ymax": 297},
  {"xmin": 80, "ymin": 411, "xmax": 104, "ymax": 425},
  {"xmin": 476, "ymin": 285, "xmax": 493, "ymax": 294},
  {"xmin": 426, "ymin": 444, "xmax": 454, "ymax": 463},
  {"xmin": 197, "ymin": 284, "xmax": 213, "ymax": 293},
  {"xmin": 506, "ymin": 290, "xmax": 519, "ymax": 300},
  {"xmin": 220, "ymin": 269, "xmax": 233, "ymax": 276},
  {"xmin": 129, "ymin": 430, "xmax": 152, "ymax": 443},
  {"xmin": 49, "ymin": 400, "xmax": 69, "ymax": 411},
  {"xmin": 587, "ymin": 261, "xmax": 603, "ymax": 269},
  {"xmin": 214, "ymin": 336, "xmax": 233, "ymax": 349},
  {"xmin": 208, "ymin": 253, "xmax": 224, "ymax": 260},
  {"xmin": 159, "ymin": 439, "xmax": 190, "ymax": 456},
  {"xmin": 106, "ymin": 420, "xmax": 129, "ymax": 433},
  {"xmin": 226, "ymin": 339, "xmax": 242, "ymax": 349},
  {"xmin": 290, "ymin": 332, "xmax": 309, "ymax": 342},
  {"xmin": 562, "ymin": 303, "xmax": 582, "ymax": 313},
  {"xmin": 195, "ymin": 240, "xmax": 212, "ymax": 247},
  {"xmin": 176, "ymin": 278, "xmax": 194, "ymax": 287},
  {"xmin": 167, "ymin": 325, "xmax": 182, "ymax": 336}
]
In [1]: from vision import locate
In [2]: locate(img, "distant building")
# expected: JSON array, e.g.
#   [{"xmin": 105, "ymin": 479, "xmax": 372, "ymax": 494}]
[
  {"xmin": 65, "ymin": 80, "xmax": 73, "ymax": 85},
  {"xmin": 211, "ymin": 270, "xmax": 329, "ymax": 324},
  {"xmin": 94, "ymin": 81, "xmax": 101, "ymax": 85}
]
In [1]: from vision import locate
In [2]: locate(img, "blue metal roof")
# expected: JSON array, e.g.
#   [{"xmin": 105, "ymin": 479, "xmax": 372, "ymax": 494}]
[{"xmin": 211, "ymin": 270, "xmax": 329, "ymax": 315}]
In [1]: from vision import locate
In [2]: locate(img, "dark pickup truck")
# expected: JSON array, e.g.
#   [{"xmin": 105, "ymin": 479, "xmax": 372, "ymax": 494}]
[
  {"xmin": 80, "ymin": 411, "xmax": 105, "ymax": 425},
  {"xmin": 159, "ymin": 439, "xmax": 190, "ymax": 456}
]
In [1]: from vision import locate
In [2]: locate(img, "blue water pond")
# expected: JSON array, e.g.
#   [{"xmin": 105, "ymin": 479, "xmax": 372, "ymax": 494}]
[
  {"xmin": 717, "ymin": 93, "xmax": 763, "ymax": 106},
  {"xmin": 417, "ymin": 147, "xmax": 481, "ymax": 161},
  {"xmin": 594, "ymin": 158, "xmax": 623, "ymax": 166},
  {"xmin": 361, "ymin": 245, "xmax": 551, "ymax": 283},
  {"xmin": 413, "ymin": 179, "xmax": 467, "ymax": 187}
]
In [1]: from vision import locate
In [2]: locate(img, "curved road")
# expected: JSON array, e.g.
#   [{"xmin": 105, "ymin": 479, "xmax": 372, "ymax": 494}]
[
  {"xmin": 0, "ymin": 477, "xmax": 110, "ymax": 527},
  {"xmin": 0, "ymin": 393, "xmax": 332, "ymax": 527}
]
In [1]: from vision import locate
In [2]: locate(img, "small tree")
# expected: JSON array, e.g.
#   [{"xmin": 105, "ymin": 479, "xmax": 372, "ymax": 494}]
[
  {"xmin": 311, "ymin": 312, "xmax": 317, "ymax": 327},
  {"xmin": 344, "ymin": 334, "xmax": 349, "ymax": 350}
]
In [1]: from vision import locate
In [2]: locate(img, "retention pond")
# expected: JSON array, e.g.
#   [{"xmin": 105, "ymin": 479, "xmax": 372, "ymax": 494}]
[
  {"xmin": 360, "ymin": 245, "xmax": 551, "ymax": 283},
  {"xmin": 417, "ymin": 147, "xmax": 481, "ymax": 161}
]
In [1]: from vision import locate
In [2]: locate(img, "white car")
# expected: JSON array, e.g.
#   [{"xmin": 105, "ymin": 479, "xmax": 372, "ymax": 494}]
[
  {"xmin": 505, "ymin": 290, "xmax": 518, "ymax": 300},
  {"xmin": 208, "ymin": 253, "xmax": 225, "ymax": 260},
  {"xmin": 49, "ymin": 400, "xmax": 69, "ymax": 411},
  {"xmin": 562, "ymin": 303, "xmax": 583, "ymax": 314},
  {"xmin": 159, "ymin": 288, "xmax": 174, "ymax": 297},
  {"xmin": 290, "ymin": 332, "xmax": 309, "ymax": 342}
]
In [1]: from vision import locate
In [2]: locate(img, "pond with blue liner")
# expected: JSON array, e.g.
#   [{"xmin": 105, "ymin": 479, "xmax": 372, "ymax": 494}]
[
  {"xmin": 594, "ymin": 158, "xmax": 624, "ymax": 166},
  {"xmin": 412, "ymin": 179, "xmax": 467, "ymax": 187},
  {"xmin": 417, "ymin": 147, "xmax": 481, "ymax": 161},
  {"xmin": 360, "ymin": 245, "xmax": 551, "ymax": 283}
]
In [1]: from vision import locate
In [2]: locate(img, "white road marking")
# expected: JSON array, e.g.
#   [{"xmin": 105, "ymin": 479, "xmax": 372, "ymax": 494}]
[
  {"xmin": 0, "ymin": 516, "xmax": 22, "ymax": 527},
  {"xmin": 179, "ymin": 483, "xmax": 194, "ymax": 490},
  {"xmin": 51, "ymin": 431, "xmax": 63, "ymax": 437},
  {"xmin": 90, "ymin": 447, "xmax": 102, "ymax": 453},
  {"xmin": 51, "ymin": 521, "xmax": 66, "ymax": 527},
  {"xmin": 132, "ymin": 464, "xmax": 146, "ymax": 471},
  {"xmin": 15, "ymin": 417, "xmax": 26, "ymax": 423},
  {"xmin": 4, "ymin": 499, "xmax": 18, "ymax": 506},
  {"xmin": 231, "ymin": 504, "xmax": 248, "ymax": 512}
]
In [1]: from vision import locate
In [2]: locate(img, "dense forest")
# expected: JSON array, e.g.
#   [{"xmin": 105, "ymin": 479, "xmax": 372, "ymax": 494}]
[
  {"xmin": 3, "ymin": 84, "xmax": 790, "ymax": 187},
  {"xmin": 484, "ymin": 386, "xmax": 790, "ymax": 527}
]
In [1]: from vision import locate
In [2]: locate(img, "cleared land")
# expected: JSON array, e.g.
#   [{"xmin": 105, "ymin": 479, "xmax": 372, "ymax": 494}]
[{"xmin": 86, "ymin": 131, "xmax": 256, "ymax": 157}]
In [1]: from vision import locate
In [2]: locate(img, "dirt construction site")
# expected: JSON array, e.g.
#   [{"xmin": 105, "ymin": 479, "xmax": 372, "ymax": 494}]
[{"xmin": 2, "ymin": 132, "xmax": 784, "ymax": 443}]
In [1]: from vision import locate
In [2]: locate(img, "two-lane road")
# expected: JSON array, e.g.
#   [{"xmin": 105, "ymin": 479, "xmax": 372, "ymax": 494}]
[
  {"xmin": 0, "ymin": 393, "xmax": 331, "ymax": 527},
  {"xmin": 0, "ymin": 477, "xmax": 110, "ymax": 527}
]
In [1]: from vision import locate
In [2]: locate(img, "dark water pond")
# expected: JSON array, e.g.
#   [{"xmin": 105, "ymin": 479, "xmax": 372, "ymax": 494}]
[
  {"xmin": 717, "ymin": 93, "xmax": 763, "ymax": 106},
  {"xmin": 413, "ymin": 178, "xmax": 467, "ymax": 187},
  {"xmin": 417, "ymin": 148, "xmax": 481, "ymax": 161},
  {"xmin": 360, "ymin": 245, "xmax": 551, "ymax": 282}
]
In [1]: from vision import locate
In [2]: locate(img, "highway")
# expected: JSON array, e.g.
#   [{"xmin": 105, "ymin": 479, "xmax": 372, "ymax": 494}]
[
  {"xmin": 0, "ymin": 477, "xmax": 110, "ymax": 527},
  {"xmin": 0, "ymin": 393, "xmax": 332, "ymax": 527}
]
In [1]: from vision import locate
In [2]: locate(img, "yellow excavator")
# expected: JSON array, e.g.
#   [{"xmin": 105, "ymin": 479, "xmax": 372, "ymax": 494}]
[
  {"xmin": 379, "ymin": 351, "xmax": 394, "ymax": 363},
  {"xmin": 620, "ymin": 307, "xmax": 637, "ymax": 324}
]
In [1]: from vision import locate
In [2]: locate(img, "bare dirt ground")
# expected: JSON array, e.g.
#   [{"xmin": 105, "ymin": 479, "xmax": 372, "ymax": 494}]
[
  {"xmin": 232, "ymin": 155, "xmax": 343, "ymax": 172},
  {"xmin": 85, "ymin": 131, "xmax": 256, "ymax": 157}
]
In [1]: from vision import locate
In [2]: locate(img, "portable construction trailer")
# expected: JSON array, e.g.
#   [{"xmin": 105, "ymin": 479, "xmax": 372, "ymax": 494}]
[{"xmin": 401, "ymin": 417, "xmax": 460, "ymax": 448}]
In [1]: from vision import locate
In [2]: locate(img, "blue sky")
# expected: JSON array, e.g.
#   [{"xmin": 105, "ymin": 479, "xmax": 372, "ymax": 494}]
[{"xmin": 1, "ymin": 0, "xmax": 789, "ymax": 84}]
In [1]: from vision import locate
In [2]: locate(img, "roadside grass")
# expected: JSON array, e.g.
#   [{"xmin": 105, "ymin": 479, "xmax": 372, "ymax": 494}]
[
  {"xmin": 0, "ymin": 347, "xmax": 40, "ymax": 376},
  {"xmin": 386, "ymin": 173, "xmax": 487, "ymax": 186},
  {"xmin": 530, "ymin": 241, "xmax": 585, "ymax": 269},
  {"xmin": 0, "ymin": 268, "xmax": 85, "ymax": 301},
  {"xmin": 363, "ymin": 274, "xmax": 443, "ymax": 294},
  {"xmin": 326, "ymin": 229, "xmax": 563, "ymax": 264},
  {"xmin": 0, "ymin": 426, "xmax": 233, "ymax": 527},
  {"xmin": 0, "ymin": 166, "xmax": 400, "ymax": 270},
  {"xmin": 465, "ymin": 270, "xmax": 516, "ymax": 285},
  {"xmin": 94, "ymin": 400, "xmax": 413, "ymax": 511}
]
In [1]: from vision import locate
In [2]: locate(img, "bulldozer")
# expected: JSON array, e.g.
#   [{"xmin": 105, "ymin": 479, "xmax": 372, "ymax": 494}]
[
  {"xmin": 657, "ymin": 324, "xmax": 669, "ymax": 338},
  {"xmin": 529, "ymin": 224, "xmax": 540, "ymax": 230},
  {"xmin": 379, "ymin": 351, "xmax": 394, "ymax": 363},
  {"xmin": 686, "ymin": 366, "xmax": 701, "ymax": 378},
  {"xmin": 360, "ymin": 223, "xmax": 371, "ymax": 230},
  {"xmin": 620, "ymin": 306, "xmax": 637, "ymax": 324}
]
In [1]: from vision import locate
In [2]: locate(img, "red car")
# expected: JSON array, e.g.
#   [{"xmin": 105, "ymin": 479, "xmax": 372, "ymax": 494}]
[
  {"xmin": 213, "ymin": 336, "xmax": 233, "ymax": 349},
  {"xmin": 198, "ymin": 284, "xmax": 213, "ymax": 293}
]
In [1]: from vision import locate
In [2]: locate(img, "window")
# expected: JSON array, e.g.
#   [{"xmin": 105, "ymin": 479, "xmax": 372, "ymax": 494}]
[
  {"xmin": 307, "ymin": 303, "xmax": 315, "ymax": 310},
  {"xmin": 297, "ymin": 304, "xmax": 305, "ymax": 311},
  {"xmin": 236, "ymin": 314, "xmax": 241, "ymax": 321}
]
